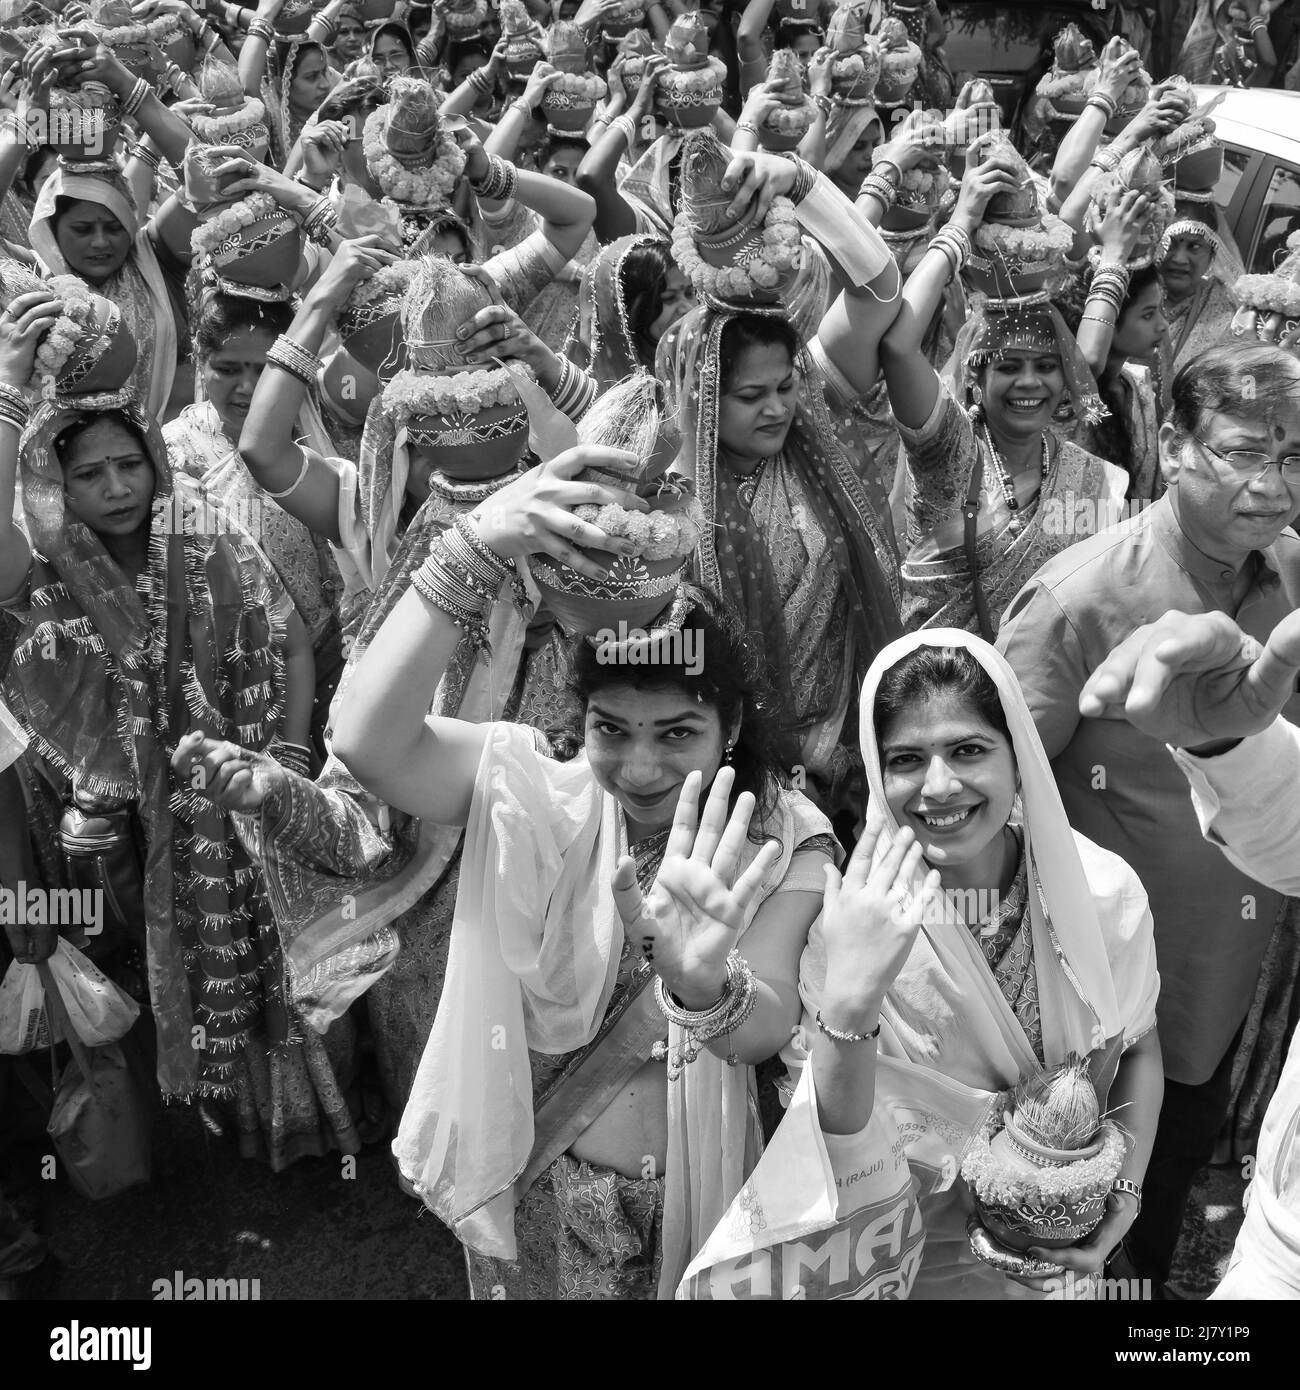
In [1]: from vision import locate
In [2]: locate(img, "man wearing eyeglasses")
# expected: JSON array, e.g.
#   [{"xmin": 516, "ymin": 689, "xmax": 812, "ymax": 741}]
[{"xmin": 996, "ymin": 341, "xmax": 1300, "ymax": 1296}]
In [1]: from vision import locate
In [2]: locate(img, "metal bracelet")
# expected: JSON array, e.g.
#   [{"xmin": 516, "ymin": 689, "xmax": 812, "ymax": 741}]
[{"xmin": 815, "ymin": 1009, "xmax": 881, "ymax": 1043}]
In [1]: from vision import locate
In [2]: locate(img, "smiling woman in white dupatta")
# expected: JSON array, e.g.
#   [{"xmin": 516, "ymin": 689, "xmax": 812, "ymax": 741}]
[{"xmin": 788, "ymin": 631, "xmax": 1163, "ymax": 1298}]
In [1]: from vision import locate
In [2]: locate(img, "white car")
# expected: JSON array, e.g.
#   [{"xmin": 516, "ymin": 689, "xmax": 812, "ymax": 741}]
[{"xmin": 1192, "ymin": 84, "xmax": 1300, "ymax": 274}]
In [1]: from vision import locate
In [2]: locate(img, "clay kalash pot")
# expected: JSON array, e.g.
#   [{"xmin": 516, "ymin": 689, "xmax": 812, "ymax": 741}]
[
  {"xmin": 963, "ymin": 1055, "xmax": 1125, "ymax": 1258},
  {"xmin": 44, "ymin": 81, "xmax": 121, "ymax": 163},
  {"xmin": 758, "ymin": 48, "xmax": 816, "ymax": 152},
  {"xmin": 882, "ymin": 109, "xmax": 950, "ymax": 234},
  {"xmin": 618, "ymin": 27, "xmax": 656, "ymax": 99},
  {"xmin": 1036, "ymin": 22, "xmax": 1098, "ymax": 119},
  {"xmin": 1230, "ymin": 233, "xmax": 1300, "ymax": 341},
  {"xmin": 188, "ymin": 60, "xmax": 270, "ymax": 162},
  {"xmin": 273, "ymin": 0, "xmax": 316, "ymax": 36},
  {"xmin": 600, "ymin": 0, "xmax": 647, "ymax": 43},
  {"xmin": 674, "ymin": 128, "xmax": 803, "ymax": 307},
  {"xmin": 1087, "ymin": 147, "xmax": 1175, "ymax": 271},
  {"xmin": 499, "ymin": 0, "xmax": 545, "ymax": 82},
  {"xmin": 943, "ymin": 78, "xmax": 999, "ymax": 179},
  {"xmin": 441, "ymin": 0, "xmax": 489, "ymax": 43},
  {"xmin": 826, "ymin": 2, "xmax": 880, "ymax": 105},
  {"xmin": 655, "ymin": 10, "xmax": 727, "ymax": 129},
  {"xmin": 0, "ymin": 262, "xmax": 138, "ymax": 395},
  {"xmin": 387, "ymin": 262, "xmax": 531, "ymax": 482},
  {"xmin": 964, "ymin": 132, "xmax": 1072, "ymax": 299},
  {"xmin": 874, "ymin": 15, "xmax": 921, "ymax": 106},
  {"xmin": 527, "ymin": 375, "xmax": 701, "ymax": 638},
  {"xmin": 541, "ymin": 21, "xmax": 607, "ymax": 133}
]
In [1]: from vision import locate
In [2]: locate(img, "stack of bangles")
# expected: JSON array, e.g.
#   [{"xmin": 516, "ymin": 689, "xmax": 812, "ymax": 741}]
[
  {"xmin": 0, "ymin": 111, "xmax": 31, "ymax": 147},
  {"xmin": 468, "ymin": 66, "xmax": 494, "ymax": 96},
  {"xmin": 315, "ymin": 16, "xmax": 338, "ymax": 43},
  {"xmin": 655, "ymin": 949, "xmax": 759, "ymax": 1078},
  {"xmin": 0, "ymin": 383, "xmax": 30, "ymax": 432},
  {"xmin": 736, "ymin": 118, "xmax": 758, "ymax": 136},
  {"xmin": 223, "ymin": 1, "xmax": 252, "ymax": 31},
  {"xmin": 811, "ymin": 93, "xmax": 832, "ymax": 117},
  {"xmin": 410, "ymin": 516, "xmax": 517, "ymax": 647},
  {"xmin": 1082, "ymin": 260, "xmax": 1130, "ymax": 325},
  {"xmin": 248, "ymin": 18, "xmax": 275, "ymax": 44},
  {"xmin": 265, "ymin": 333, "xmax": 322, "ymax": 389},
  {"xmin": 929, "ymin": 223, "xmax": 972, "ymax": 285},
  {"xmin": 1085, "ymin": 90, "xmax": 1118, "ymax": 122},
  {"xmin": 1089, "ymin": 144, "xmax": 1122, "ymax": 175},
  {"xmin": 301, "ymin": 195, "xmax": 337, "ymax": 247},
  {"xmin": 119, "ymin": 77, "xmax": 151, "ymax": 121},
  {"xmin": 779, "ymin": 152, "xmax": 817, "ymax": 203},
  {"xmin": 470, "ymin": 154, "xmax": 518, "ymax": 203},
  {"xmin": 549, "ymin": 353, "xmax": 598, "ymax": 421},
  {"xmin": 128, "ymin": 142, "xmax": 162, "ymax": 171},
  {"xmin": 1249, "ymin": 15, "xmax": 1269, "ymax": 37},
  {"xmin": 271, "ymin": 740, "xmax": 313, "ymax": 778},
  {"xmin": 859, "ymin": 160, "xmax": 900, "ymax": 209}
]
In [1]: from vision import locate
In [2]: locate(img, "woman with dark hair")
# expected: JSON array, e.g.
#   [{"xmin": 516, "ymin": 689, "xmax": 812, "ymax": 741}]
[
  {"xmin": 1158, "ymin": 195, "xmax": 1244, "ymax": 395},
  {"xmin": 789, "ymin": 631, "xmax": 1162, "ymax": 1298},
  {"xmin": 165, "ymin": 289, "xmax": 344, "ymax": 760},
  {"xmin": 565, "ymin": 234, "xmax": 695, "ymax": 391},
  {"xmin": 239, "ymin": 7, "xmax": 335, "ymax": 168},
  {"xmin": 880, "ymin": 144, "xmax": 1127, "ymax": 637},
  {"xmin": 324, "ymin": 426, "xmax": 837, "ymax": 1296},
  {"xmin": 0, "ymin": 290, "xmax": 353, "ymax": 1171},
  {"xmin": 366, "ymin": 19, "xmax": 418, "ymax": 83}
]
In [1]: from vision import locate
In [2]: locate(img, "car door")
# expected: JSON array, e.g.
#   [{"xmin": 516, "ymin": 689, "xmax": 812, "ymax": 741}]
[
  {"xmin": 1212, "ymin": 142, "xmax": 1264, "ymax": 264},
  {"xmin": 1234, "ymin": 156, "xmax": 1300, "ymax": 273}
]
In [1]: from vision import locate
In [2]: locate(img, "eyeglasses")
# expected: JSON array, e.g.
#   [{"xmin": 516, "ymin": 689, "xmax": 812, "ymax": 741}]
[{"xmin": 1192, "ymin": 435, "xmax": 1300, "ymax": 481}]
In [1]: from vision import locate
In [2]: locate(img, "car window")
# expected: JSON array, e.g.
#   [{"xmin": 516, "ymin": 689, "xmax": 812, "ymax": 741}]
[
  {"xmin": 1216, "ymin": 144, "xmax": 1253, "ymax": 217},
  {"xmin": 1250, "ymin": 164, "xmax": 1300, "ymax": 273}
]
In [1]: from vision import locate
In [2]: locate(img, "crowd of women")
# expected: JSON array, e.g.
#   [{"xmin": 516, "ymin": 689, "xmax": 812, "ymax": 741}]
[{"xmin": 0, "ymin": 0, "xmax": 1297, "ymax": 1302}]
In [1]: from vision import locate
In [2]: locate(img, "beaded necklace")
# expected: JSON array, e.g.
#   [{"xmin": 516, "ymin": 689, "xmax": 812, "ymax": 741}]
[
  {"xmin": 981, "ymin": 423, "xmax": 1048, "ymax": 536},
  {"xmin": 732, "ymin": 452, "xmax": 780, "ymax": 510}
]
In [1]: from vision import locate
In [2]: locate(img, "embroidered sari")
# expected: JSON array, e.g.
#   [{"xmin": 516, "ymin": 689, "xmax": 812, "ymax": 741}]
[
  {"xmin": 30, "ymin": 168, "xmax": 179, "ymax": 421},
  {"xmin": 788, "ymin": 631, "xmax": 1161, "ymax": 1298},
  {"xmin": 393, "ymin": 721, "xmax": 833, "ymax": 1298},
  {"xmin": 898, "ymin": 385, "xmax": 1128, "ymax": 635},
  {"xmin": 1, "ymin": 391, "xmax": 357, "ymax": 1164},
  {"xmin": 658, "ymin": 304, "xmax": 902, "ymax": 793}
]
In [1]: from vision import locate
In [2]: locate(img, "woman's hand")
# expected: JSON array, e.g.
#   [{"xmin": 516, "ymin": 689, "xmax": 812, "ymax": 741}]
[
  {"xmin": 468, "ymin": 444, "xmax": 649, "ymax": 579},
  {"xmin": 485, "ymin": 37, "xmax": 510, "ymax": 85},
  {"xmin": 807, "ymin": 46, "xmax": 834, "ymax": 101},
  {"xmin": 875, "ymin": 110, "xmax": 946, "ymax": 177},
  {"xmin": 818, "ymin": 810, "xmax": 938, "ymax": 1033},
  {"xmin": 171, "ymin": 731, "xmax": 287, "ymax": 814},
  {"xmin": 1094, "ymin": 35, "xmax": 1142, "ymax": 106},
  {"xmin": 1095, "ymin": 186, "xmax": 1150, "ymax": 264},
  {"xmin": 447, "ymin": 119, "xmax": 489, "ymax": 186},
  {"xmin": 40, "ymin": 28, "xmax": 133, "ymax": 99},
  {"xmin": 629, "ymin": 53, "xmax": 669, "ymax": 119},
  {"xmin": 300, "ymin": 117, "xmax": 349, "ymax": 186},
  {"xmin": 0, "ymin": 62, "xmax": 24, "ymax": 114},
  {"xmin": 1009, "ymin": 1191, "xmax": 1141, "ymax": 1291},
  {"xmin": 0, "ymin": 291, "xmax": 64, "ymax": 388},
  {"xmin": 454, "ymin": 299, "xmax": 556, "ymax": 376},
  {"xmin": 521, "ymin": 59, "xmax": 562, "ymax": 111},
  {"xmin": 719, "ymin": 147, "xmax": 803, "ymax": 222},
  {"xmin": 207, "ymin": 151, "xmax": 302, "ymax": 206},
  {"xmin": 1119, "ymin": 87, "xmax": 1191, "ymax": 145},
  {"xmin": 740, "ymin": 80, "xmax": 783, "ymax": 130},
  {"xmin": 949, "ymin": 146, "xmax": 1022, "ymax": 235},
  {"xmin": 612, "ymin": 766, "xmax": 783, "ymax": 1007},
  {"xmin": 605, "ymin": 53, "xmax": 629, "ymax": 112},
  {"xmin": 307, "ymin": 235, "xmax": 400, "ymax": 307}
]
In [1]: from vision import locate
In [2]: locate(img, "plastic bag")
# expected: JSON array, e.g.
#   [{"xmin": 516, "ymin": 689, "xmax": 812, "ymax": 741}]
[
  {"xmin": 39, "ymin": 961, "xmax": 152, "ymax": 1200},
  {"xmin": 0, "ymin": 959, "xmax": 54, "ymax": 1054},
  {"xmin": 0, "ymin": 940, "xmax": 138, "ymax": 1053},
  {"xmin": 47, "ymin": 939, "xmax": 139, "ymax": 1047}
]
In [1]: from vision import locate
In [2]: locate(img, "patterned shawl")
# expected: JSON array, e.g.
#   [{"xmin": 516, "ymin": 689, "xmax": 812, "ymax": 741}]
[
  {"xmin": 3, "ymin": 391, "xmax": 291, "ymax": 1099},
  {"xmin": 657, "ymin": 304, "xmax": 902, "ymax": 764},
  {"xmin": 564, "ymin": 233, "xmax": 664, "ymax": 391},
  {"xmin": 30, "ymin": 166, "xmax": 178, "ymax": 420},
  {"xmin": 619, "ymin": 132, "xmax": 685, "ymax": 237}
]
